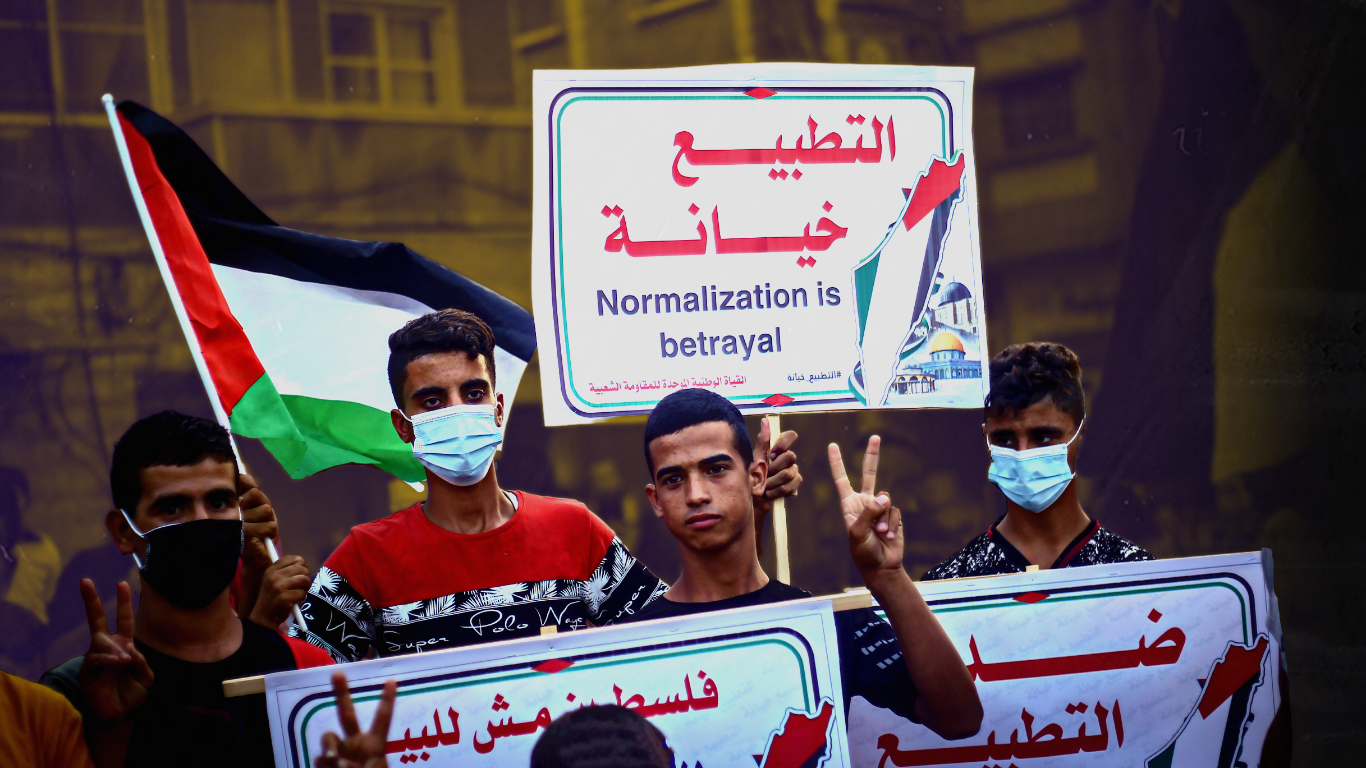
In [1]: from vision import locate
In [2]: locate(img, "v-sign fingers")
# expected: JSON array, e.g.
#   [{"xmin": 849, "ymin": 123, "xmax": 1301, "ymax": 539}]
[
  {"xmin": 332, "ymin": 671, "xmax": 361, "ymax": 737},
  {"xmin": 115, "ymin": 581, "xmax": 135, "ymax": 638},
  {"xmin": 80, "ymin": 579, "xmax": 108, "ymax": 638},
  {"xmin": 827, "ymin": 443, "xmax": 855, "ymax": 499},
  {"xmin": 860, "ymin": 435, "xmax": 881, "ymax": 495},
  {"xmin": 369, "ymin": 679, "xmax": 398, "ymax": 739}
]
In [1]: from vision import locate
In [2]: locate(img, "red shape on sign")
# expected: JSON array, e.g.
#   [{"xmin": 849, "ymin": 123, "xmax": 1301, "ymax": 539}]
[
  {"xmin": 533, "ymin": 659, "xmax": 574, "ymax": 674},
  {"xmin": 1148, "ymin": 609, "xmax": 1163, "ymax": 622},
  {"xmin": 763, "ymin": 394, "xmax": 795, "ymax": 407},
  {"xmin": 768, "ymin": 169, "xmax": 779, "ymax": 180},
  {"xmin": 688, "ymin": 203, "xmax": 700, "ymax": 215},
  {"xmin": 822, "ymin": 201, "xmax": 833, "ymax": 212},
  {"xmin": 1197, "ymin": 637, "xmax": 1269, "ymax": 719},
  {"xmin": 745, "ymin": 87, "xmax": 776, "ymax": 99},
  {"xmin": 791, "ymin": 169, "xmax": 802, "ymax": 180},
  {"xmin": 1014, "ymin": 591, "xmax": 1050, "ymax": 604}
]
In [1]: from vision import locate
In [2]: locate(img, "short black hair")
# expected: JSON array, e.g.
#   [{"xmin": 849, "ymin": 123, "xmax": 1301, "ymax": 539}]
[
  {"xmin": 530, "ymin": 706, "xmax": 671, "ymax": 768},
  {"xmin": 387, "ymin": 309, "xmax": 497, "ymax": 406},
  {"xmin": 643, "ymin": 388, "xmax": 753, "ymax": 476},
  {"xmin": 985, "ymin": 342, "xmax": 1086, "ymax": 427},
  {"xmin": 110, "ymin": 411, "xmax": 238, "ymax": 512}
]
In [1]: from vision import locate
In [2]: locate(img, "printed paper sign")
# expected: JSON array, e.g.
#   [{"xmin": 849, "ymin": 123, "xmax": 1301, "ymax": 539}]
[
  {"xmin": 265, "ymin": 599, "xmax": 849, "ymax": 768},
  {"xmin": 848, "ymin": 552, "xmax": 1284, "ymax": 767},
  {"xmin": 532, "ymin": 64, "xmax": 987, "ymax": 424}
]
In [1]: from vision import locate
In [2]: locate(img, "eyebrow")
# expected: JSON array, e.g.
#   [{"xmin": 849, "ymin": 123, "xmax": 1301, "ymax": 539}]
[
  {"xmin": 654, "ymin": 453, "xmax": 733, "ymax": 482},
  {"xmin": 410, "ymin": 385, "xmax": 446, "ymax": 402},
  {"xmin": 459, "ymin": 378, "xmax": 492, "ymax": 393}
]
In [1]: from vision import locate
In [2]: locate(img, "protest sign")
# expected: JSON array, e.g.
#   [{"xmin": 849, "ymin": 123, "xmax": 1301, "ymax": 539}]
[
  {"xmin": 532, "ymin": 64, "xmax": 987, "ymax": 425},
  {"xmin": 848, "ymin": 551, "xmax": 1283, "ymax": 767},
  {"xmin": 263, "ymin": 597, "xmax": 850, "ymax": 768}
]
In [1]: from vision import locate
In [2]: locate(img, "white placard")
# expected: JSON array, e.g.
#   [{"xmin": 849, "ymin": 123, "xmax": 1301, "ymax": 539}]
[
  {"xmin": 532, "ymin": 64, "xmax": 987, "ymax": 424},
  {"xmin": 849, "ymin": 552, "xmax": 1283, "ymax": 768},
  {"xmin": 266, "ymin": 598, "xmax": 849, "ymax": 768}
]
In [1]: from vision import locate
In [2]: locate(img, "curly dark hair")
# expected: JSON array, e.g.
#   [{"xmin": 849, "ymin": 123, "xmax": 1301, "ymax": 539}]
[
  {"xmin": 110, "ymin": 411, "xmax": 237, "ymax": 512},
  {"xmin": 387, "ymin": 309, "xmax": 497, "ymax": 406},
  {"xmin": 530, "ymin": 705, "xmax": 672, "ymax": 768},
  {"xmin": 985, "ymin": 342, "xmax": 1086, "ymax": 426}
]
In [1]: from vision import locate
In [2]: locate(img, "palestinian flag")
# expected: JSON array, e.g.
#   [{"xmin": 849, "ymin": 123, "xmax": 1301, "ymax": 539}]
[
  {"xmin": 850, "ymin": 154, "xmax": 964, "ymax": 405},
  {"xmin": 106, "ymin": 100, "xmax": 535, "ymax": 483}
]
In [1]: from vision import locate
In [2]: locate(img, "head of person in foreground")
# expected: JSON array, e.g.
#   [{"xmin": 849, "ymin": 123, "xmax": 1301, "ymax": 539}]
[{"xmin": 531, "ymin": 705, "xmax": 673, "ymax": 768}]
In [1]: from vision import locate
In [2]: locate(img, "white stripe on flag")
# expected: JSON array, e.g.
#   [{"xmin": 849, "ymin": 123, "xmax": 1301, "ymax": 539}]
[
  {"xmin": 213, "ymin": 265, "xmax": 527, "ymax": 414},
  {"xmin": 858, "ymin": 217, "xmax": 938, "ymax": 405}
]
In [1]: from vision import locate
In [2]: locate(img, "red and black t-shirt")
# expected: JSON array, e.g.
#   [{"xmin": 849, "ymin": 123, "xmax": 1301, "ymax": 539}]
[{"xmin": 292, "ymin": 492, "xmax": 668, "ymax": 661}]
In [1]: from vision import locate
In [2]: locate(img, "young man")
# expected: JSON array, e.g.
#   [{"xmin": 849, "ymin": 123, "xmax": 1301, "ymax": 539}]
[
  {"xmin": 922, "ymin": 342, "xmax": 1151, "ymax": 580},
  {"xmin": 627, "ymin": 388, "xmax": 982, "ymax": 740},
  {"xmin": 291, "ymin": 310, "xmax": 802, "ymax": 662},
  {"xmin": 42, "ymin": 411, "xmax": 332, "ymax": 768}
]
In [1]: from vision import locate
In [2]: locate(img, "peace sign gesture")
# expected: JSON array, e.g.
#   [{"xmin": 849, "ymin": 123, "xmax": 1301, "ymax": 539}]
[
  {"xmin": 76, "ymin": 578, "xmax": 154, "ymax": 723},
  {"xmin": 315, "ymin": 671, "xmax": 399, "ymax": 768},
  {"xmin": 828, "ymin": 436, "xmax": 905, "ymax": 581}
]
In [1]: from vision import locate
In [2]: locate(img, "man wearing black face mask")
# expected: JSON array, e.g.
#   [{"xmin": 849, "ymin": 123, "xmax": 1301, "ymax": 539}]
[{"xmin": 41, "ymin": 411, "xmax": 332, "ymax": 768}]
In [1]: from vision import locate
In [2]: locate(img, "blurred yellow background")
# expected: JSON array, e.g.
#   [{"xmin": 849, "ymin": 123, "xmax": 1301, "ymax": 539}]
[{"xmin": 1, "ymin": 2, "xmax": 1362, "ymax": 762}]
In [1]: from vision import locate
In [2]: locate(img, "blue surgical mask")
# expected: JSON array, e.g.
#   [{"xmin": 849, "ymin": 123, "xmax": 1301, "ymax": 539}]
[
  {"xmin": 404, "ymin": 404, "xmax": 503, "ymax": 486},
  {"xmin": 986, "ymin": 419, "xmax": 1084, "ymax": 513}
]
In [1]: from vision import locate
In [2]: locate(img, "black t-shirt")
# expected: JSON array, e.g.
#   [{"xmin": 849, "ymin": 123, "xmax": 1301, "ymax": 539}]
[
  {"xmin": 629, "ymin": 580, "xmax": 919, "ymax": 721},
  {"xmin": 41, "ymin": 619, "xmax": 314, "ymax": 768},
  {"xmin": 922, "ymin": 517, "xmax": 1153, "ymax": 581}
]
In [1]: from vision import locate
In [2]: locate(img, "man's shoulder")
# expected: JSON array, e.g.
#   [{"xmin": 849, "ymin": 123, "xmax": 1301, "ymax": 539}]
[
  {"xmin": 1083, "ymin": 525, "xmax": 1154, "ymax": 565},
  {"xmin": 921, "ymin": 530, "xmax": 1013, "ymax": 581},
  {"xmin": 38, "ymin": 657, "xmax": 85, "ymax": 711}
]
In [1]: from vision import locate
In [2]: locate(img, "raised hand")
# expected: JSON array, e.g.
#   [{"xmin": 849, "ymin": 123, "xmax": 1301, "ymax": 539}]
[
  {"xmin": 239, "ymin": 472, "xmax": 279, "ymax": 573},
  {"xmin": 315, "ymin": 671, "xmax": 398, "ymax": 768},
  {"xmin": 77, "ymin": 579, "xmax": 154, "ymax": 723},
  {"xmin": 755, "ymin": 417, "xmax": 803, "ymax": 500},
  {"xmin": 828, "ymin": 436, "xmax": 904, "ymax": 580},
  {"xmin": 249, "ymin": 555, "xmax": 312, "ymax": 628}
]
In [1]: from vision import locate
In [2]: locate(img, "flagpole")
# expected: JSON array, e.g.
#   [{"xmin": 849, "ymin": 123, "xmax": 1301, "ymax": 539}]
[{"xmin": 102, "ymin": 94, "xmax": 307, "ymax": 633}]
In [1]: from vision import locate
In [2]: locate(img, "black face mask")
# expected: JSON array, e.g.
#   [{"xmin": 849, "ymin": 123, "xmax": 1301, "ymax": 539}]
[{"xmin": 121, "ymin": 510, "xmax": 244, "ymax": 610}]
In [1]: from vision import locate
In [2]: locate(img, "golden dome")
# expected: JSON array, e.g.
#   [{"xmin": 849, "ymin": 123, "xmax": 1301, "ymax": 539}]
[{"xmin": 930, "ymin": 332, "xmax": 964, "ymax": 354}]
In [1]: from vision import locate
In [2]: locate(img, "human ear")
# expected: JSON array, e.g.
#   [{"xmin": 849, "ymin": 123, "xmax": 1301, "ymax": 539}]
[
  {"xmin": 494, "ymin": 392, "xmax": 506, "ymax": 428},
  {"xmin": 748, "ymin": 456, "xmax": 768, "ymax": 497},
  {"xmin": 645, "ymin": 485, "xmax": 664, "ymax": 519},
  {"xmin": 391, "ymin": 409, "xmax": 415, "ymax": 444},
  {"xmin": 106, "ymin": 509, "xmax": 140, "ymax": 556}
]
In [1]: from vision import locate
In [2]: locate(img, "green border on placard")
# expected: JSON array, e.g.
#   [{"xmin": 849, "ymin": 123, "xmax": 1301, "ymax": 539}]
[
  {"xmin": 297, "ymin": 634, "xmax": 815, "ymax": 765},
  {"xmin": 552, "ymin": 91, "xmax": 951, "ymax": 410}
]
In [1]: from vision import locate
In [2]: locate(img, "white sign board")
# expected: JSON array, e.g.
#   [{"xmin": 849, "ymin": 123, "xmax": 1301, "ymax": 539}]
[
  {"xmin": 532, "ymin": 64, "xmax": 987, "ymax": 424},
  {"xmin": 265, "ymin": 598, "xmax": 849, "ymax": 768},
  {"xmin": 849, "ymin": 552, "xmax": 1283, "ymax": 767}
]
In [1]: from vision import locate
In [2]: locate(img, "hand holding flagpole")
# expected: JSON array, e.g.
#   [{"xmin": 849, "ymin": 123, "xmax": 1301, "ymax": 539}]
[{"xmin": 102, "ymin": 93, "xmax": 307, "ymax": 632}]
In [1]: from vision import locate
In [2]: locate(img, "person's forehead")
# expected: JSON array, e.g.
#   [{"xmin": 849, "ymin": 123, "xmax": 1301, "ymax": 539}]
[
  {"xmin": 138, "ymin": 458, "xmax": 237, "ymax": 501},
  {"xmin": 648, "ymin": 421, "xmax": 742, "ymax": 467},
  {"xmin": 985, "ymin": 398, "xmax": 1074, "ymax": 431},
  {"xmin": 403, "ymin": 351, "xmax": 488, "ymax": 396}
]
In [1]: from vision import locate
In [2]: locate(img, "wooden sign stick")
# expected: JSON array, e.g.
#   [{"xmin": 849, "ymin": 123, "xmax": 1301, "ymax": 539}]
[{"xmin": 767, "ymin": 413, "xmax": 791, "ymax": 585}]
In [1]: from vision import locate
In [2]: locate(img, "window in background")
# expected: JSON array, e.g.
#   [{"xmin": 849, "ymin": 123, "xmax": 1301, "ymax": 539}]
[
  {"xmin": 454, "ymin": 0, "xmax": 514, "ymax": 105},
  {"xmin": 997, "ymin": 70, "xmax": 1077, "ymax": 150},
  {"xmin": 324, "ymin": 3, "xmax": 438, "ymax": 107},
  {"xmin": 0, "ymin": 0, "xmax": 150, "ymax": 116}
]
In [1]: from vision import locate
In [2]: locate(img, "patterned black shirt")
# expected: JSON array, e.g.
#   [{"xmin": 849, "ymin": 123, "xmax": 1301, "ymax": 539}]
[{"xmin": 921, "ymin": 517, "xmax": 1152, "ymax": 581}]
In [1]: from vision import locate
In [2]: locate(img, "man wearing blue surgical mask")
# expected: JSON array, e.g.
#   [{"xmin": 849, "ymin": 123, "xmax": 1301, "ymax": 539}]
[
  {"xmin": 923, "ymin": 342, "xmax": 1151, "ymax": 580},
  {"xmin": 288, "ymin": 310, "xmax": 803, "ymax": 662}
]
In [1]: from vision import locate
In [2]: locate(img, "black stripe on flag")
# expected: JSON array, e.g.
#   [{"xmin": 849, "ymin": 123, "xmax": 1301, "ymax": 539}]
[{"xmin": 118, "ymin": 101, "xmax": 536, "ymax": 363}]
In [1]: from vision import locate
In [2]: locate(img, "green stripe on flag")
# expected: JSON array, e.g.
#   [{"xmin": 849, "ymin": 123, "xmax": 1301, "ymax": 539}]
[{"xmin": 229, "ymin": 375, "xmax": 424, "ymax": 482}]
